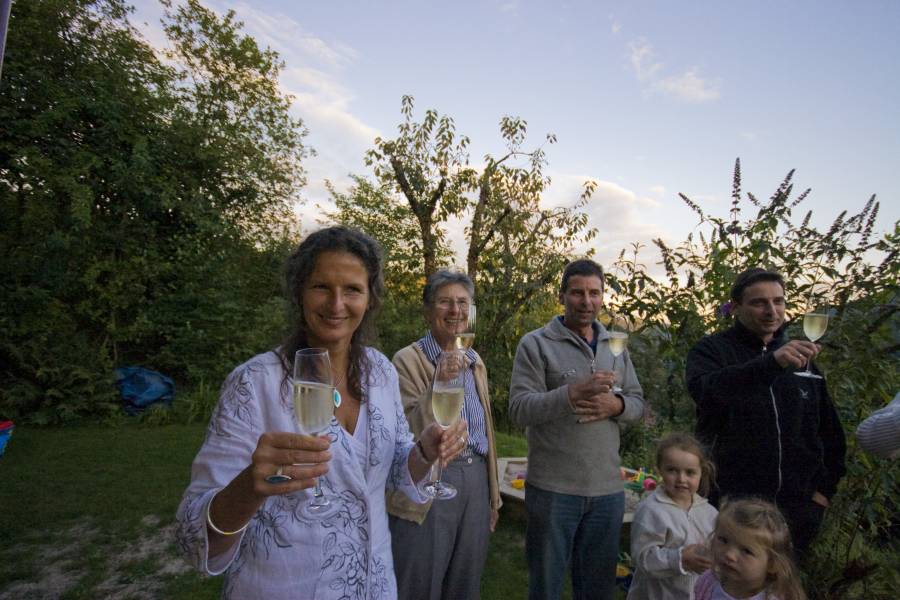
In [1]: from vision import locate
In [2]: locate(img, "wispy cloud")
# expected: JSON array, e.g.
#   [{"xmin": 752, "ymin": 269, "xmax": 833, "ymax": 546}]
[
  {"xmin": 649, "ymin": 185, "xmax": 666, "ymax": 196},
  {"xmin": 538, "ymin": 173, "xmax": 667, "ymax": 267},
  {"xmin": 220, "ymin": 2, "xmax": 357, "ymax": 70},
  {"xmin": 628, "ymin": 38, "xmax": 720, "ymax": 103},
  {"xmin": 657, "ymin": 70, "xmax": 720, "ymax": 102},
  {"xmin": 629, "ymin": 39, "xmax": 662, "ymax": 82},
  {"xmin": 432, "ymin": 171, "xmax": 670, "ymax": 271},
  {"xmin": 194, "ymin": 2, "xmax": 382, "ymax": 217}
]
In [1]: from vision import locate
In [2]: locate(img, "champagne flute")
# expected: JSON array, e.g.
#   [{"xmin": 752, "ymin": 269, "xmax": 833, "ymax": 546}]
[
  {"xmin": 422, "ymin": 351, "xmax": 466, "ymax": 500},
  {"xmin": 454, "ymin": 303, "xmax": 476, "ymax": 350},
  {"xmin": 795, "ymin": 312, "xmax": 828, "ymax": 379},
  {"xmin": 608, "ymin": 331, "xmax": 629, "ymax": 393},
  {"xmin": 293, "ymin": 348, "xmax": 339, "ymax": 519}
]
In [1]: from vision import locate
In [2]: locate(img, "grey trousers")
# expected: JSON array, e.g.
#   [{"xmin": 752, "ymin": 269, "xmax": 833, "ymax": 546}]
[{"xmin": 389, "ymin": 454, "xmax": 492, "ymax": 600}]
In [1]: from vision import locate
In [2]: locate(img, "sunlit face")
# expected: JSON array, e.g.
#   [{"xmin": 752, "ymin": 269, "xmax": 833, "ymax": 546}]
[
  {"xmin": 301, "ymin": 251, "xmax": 370, "ymax": 349},
  {"xmin": 733, "ymin": 281, "xmax": 786, "ymax": 343},
  {"xmin": 426, "ymin": 283, "xmax": 472, "ymax": 350},
  {"xmin": 560, "ymin": 274, "xmax": 604, "ymax": 336},
  {"xmin": 712, "ymin": 524, "xmax": 772, "ymax": 598},
  {"xmin": 659, "ymin": 447, "xmax": 702, "ymax": 509}
]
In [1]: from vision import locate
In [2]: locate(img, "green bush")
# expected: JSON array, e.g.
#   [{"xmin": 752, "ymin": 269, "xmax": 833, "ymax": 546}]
[
  {"xmin": 1, "ymin": 0, "xmax": 308, "ymax": 424},
  {"xmin": 608, "ymin": 161, "xmax": 899, "ymax": 598}
]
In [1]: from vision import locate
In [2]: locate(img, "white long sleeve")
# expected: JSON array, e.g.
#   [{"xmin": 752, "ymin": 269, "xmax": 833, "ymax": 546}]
[{"xmin": 627, "ymin": 488, "xmax": 718, "ymax": 600}]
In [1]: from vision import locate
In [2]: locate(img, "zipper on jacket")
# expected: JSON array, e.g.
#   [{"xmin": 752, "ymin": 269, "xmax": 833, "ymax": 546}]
[{"xmin": 763, "ymin": 344, "xmax": 784, "ymax": 496}]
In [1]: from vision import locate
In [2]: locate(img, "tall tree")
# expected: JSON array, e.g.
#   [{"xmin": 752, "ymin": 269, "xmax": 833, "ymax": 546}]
[
  {"xmin": 0, "ymin": 0, "xmax": 309, "ymax": 423},
  {"xmin": 337, "ymin": 97, "xmax": 597, "ymax": 424},
  {"xmin": 161, "ymin": 0, "xmax": 308, "ymax": 241},
  {"xmin": 465, "ymin": 115, "xmax": 597, "ymax": 336},
  {"xmin": 365, "ymin": 95, "xmax": 473, "ymax": 278}
]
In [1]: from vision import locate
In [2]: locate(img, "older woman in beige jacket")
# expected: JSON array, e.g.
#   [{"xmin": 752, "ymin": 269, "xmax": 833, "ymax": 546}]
[{"xmin": 387, "ymin": 270, "xmax": 502, "ymax": 600}]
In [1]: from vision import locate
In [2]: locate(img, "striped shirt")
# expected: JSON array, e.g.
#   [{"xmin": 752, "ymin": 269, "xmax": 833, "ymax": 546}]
[
  {"xmin": 856, "ymin": 391, "xmax": 900, "ymax": 459},
  {"xmin": 418, "ymin": 332, "xmax": 488, "ymax": 458}
]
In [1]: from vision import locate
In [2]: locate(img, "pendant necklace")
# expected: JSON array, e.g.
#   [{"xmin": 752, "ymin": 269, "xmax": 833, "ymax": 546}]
[{"xmin": 333, "ymin": 370, "xmax": 346, "ymax": 408}]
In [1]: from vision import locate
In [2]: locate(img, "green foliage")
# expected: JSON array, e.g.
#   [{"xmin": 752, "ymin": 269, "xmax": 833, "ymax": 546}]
[
  {"xmin": 608, "ymin": 159, "xmax": 899, "ymax": 597},
  {"xmin": 800, "ymin": 294, "xmax": 900, "ymax": 598},
  {"xmin": 335, "ymin": 97, "xmax": 597, "ymax": 427},
  {"xmin": 174, "ymin": 378, "xmax": 224, "ymax": 425},
  {"xmin": 494, "ymin": 430, "xmax": 529, "ymax": 457},
  {"xmin": 0, "ymin": 0, "xmax": 307, "ymax": 423},
  {"xmin": 365, "ymin": 95, "xmax": 472, "ymax": 278},
  {"xmin": 3, "ymin": 6, "xmax": 896, "ymax": 592}
]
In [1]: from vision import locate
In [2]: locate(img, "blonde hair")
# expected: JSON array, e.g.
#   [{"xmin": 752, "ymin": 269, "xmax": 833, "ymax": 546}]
[
  {"xmin": 655, "ymin": 432, "xmax": 716, "ymax": 497},
  {"xmin": 714, "ymin": 498, "xmax": 806, "ymax": 600}
]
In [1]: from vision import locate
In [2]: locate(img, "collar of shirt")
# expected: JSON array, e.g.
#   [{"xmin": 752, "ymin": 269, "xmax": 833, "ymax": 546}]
[
  {"xmin": 418, "ymin": 330, "xmax": 478, "ymax": 366},
  {"xmin": 556, "ymin": 315, "xmax": 600, "ymax": 353}
]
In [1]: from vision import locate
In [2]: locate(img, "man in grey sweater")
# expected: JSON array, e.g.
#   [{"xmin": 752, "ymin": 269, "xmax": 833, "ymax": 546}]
[{"xmin": 509, "ymin": 259, "xmax": 645, "ymax": 600}]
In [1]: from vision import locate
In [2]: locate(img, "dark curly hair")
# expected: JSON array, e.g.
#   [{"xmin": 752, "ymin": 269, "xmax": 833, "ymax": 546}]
[{"xmin": 279, "ymin": 226, "xmax": 384, "ymax": 402}]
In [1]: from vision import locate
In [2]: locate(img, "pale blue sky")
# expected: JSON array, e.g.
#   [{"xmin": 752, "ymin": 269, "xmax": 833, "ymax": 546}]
[{"xmin": 130, "ymin": 0, "xmax": 900, "ymax": 270}]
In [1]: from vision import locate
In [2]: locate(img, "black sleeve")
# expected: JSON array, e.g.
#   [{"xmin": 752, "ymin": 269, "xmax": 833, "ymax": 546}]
[{"xmin": 685, "ymin": 335, "xmax": 783, "ymax": 419}]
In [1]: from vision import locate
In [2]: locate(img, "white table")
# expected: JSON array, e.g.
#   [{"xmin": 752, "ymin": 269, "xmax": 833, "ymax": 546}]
[{"xmin": 497, "ymin": 457, "xmax": 642, "ymax": 523}]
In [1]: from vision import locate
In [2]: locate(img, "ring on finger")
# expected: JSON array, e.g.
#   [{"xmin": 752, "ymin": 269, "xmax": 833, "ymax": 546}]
[{"xmin": 265, "ymin": 465, "xmax": 292, "ymax": 484}]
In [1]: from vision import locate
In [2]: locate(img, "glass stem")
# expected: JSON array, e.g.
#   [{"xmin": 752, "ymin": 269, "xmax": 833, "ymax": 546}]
[
  {"xmin": 433, "ymin": 458, "xmax": 444, "ymax": 487},
  {"xmin": 312, "ymin": 478, "xmax": 326, "ymax": 505}
]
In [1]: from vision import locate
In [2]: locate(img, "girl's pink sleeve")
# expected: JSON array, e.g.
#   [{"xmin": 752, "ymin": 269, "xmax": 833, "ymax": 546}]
[{"xmin": 693, "ymin": 569, "xmax": 716, "ymax": 600}]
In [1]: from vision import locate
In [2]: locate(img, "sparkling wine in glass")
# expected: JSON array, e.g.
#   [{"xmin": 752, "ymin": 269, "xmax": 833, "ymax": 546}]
[
  {"xmin": 293, "ymin": 348, "xmax": 339, "ymax": 519},
  {"xmin": 454, "ymin": 303, "xmax": 476, "ymax": 350},
  {"xmin": 422, "ymin": 351, "xmax": 466, "ymax": 500},
  {"xmin": 608, "ymin": 331, "xmax": 629, "ymax": 393},
  {"xmin": 795, "ymin": 312, "xmax": 828, "ymax": 379}
]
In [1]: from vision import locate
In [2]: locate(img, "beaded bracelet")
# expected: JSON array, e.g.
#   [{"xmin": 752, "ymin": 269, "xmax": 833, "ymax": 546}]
[{"xmin": 206, "ymin": 494, "xmax": 250, "ymax": 536}]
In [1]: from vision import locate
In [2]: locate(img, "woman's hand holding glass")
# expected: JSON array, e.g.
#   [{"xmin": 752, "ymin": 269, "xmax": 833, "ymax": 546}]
[
  {"xmin": 419, "ymin": 418, "xmax": 469, "ymax": 467},
  {"xmin": 206, "ymin": 431, "xmax": 330, "ymax": 550},
  {"xmin": 252, "ymin": 431, "xmax": 332, "ymax": 497},
  {"xmin": 421, "ymin": 350, "xmax": 468, "ymax": 500}
]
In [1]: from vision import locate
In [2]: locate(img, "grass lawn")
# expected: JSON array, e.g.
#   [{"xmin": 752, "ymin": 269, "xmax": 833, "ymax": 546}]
[
  {"xmin": 0, "ymin": 423, "xmax": 222, "ymax": 599},
  {"xmin": 0, "ymin": 425, "xmax": 625, "ymax": 599}
]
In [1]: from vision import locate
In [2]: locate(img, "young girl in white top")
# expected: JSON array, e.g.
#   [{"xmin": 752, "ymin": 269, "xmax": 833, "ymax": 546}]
[
  {"xmin": 694, "ymin": 498, "xmax": 806, "ymax": 600},
  {"xmin": 627, "ymin": 433, "xmax": 719, "ymax": 599}
]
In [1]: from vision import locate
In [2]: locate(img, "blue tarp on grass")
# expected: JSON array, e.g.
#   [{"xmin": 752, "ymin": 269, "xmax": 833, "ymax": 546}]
[{"xmin": 115, "ymin": 367, "xmax": 175, "ymax": 416}]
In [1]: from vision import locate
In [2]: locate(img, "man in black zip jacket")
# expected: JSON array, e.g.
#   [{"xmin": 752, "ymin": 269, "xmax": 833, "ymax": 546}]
[{"xmin": 686, "ymin": 268, "xmax": 846, "ymax": 558}]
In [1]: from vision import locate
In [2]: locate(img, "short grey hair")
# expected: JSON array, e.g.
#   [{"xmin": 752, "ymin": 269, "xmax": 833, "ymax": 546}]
[{"xmin": 423, "ymin": 269, "xmax": 475, "ymax": 307}]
